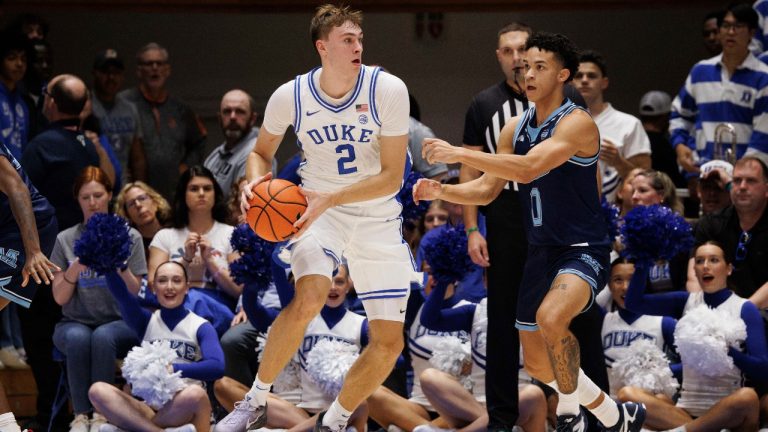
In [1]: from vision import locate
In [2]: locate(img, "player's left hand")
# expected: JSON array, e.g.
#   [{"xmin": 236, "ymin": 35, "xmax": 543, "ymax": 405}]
[
  {"xmin": 412, "ymin": 178, "xmax": 442, "ymax": 204},
  {"xmin": 423, "ymin": 138, "xmax": 463, "ymax": 164},
  {"xmin": 599, "ymin": 138, "xmax": 621, "ymax": 166},
  {"xmin": 293, "ymin": 187, "xmax": 331, "ymax": 238},
  {"xmin": 22, "ymin": 251, "xmax": 61, "ymax": 287}
]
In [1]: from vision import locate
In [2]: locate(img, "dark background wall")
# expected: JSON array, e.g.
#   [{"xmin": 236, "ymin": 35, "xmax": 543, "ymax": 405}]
[{"xmin": 4, "ymin": 3, "xmax": 723, "ymax": 164}]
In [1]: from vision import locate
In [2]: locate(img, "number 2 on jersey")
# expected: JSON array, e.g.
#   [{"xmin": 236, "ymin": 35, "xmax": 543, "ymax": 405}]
[
  {"xmin": 336, "ymin": 144, "xmax": 358, "ymax": 175},
  {"xmin": 530, "ymin": 187, "xmax": 543, "ymax": 226}
]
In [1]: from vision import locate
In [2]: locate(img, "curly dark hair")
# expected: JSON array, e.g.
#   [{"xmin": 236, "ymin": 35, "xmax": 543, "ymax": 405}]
[
  {"xmin": 525, "ymin": 31, "xmax": 580, "ymax": 83},
  {"xmin": 172, "ymin": 165, "xmax": 228, "ymax": 228}
]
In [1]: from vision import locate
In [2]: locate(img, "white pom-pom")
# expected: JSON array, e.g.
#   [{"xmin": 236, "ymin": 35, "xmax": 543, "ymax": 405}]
[
  {"xmin": 121, "ymin": 340, "xmax": 187, "ymax": 409},
  {"xmin": 674, "ymin": 304, "xmax": 747, "ymax": 377},
  {"xmin": 273, "ymin": 359, "xmax": 301, "ymax": 394},
  {"xmin": 305, "ymin": 339, "xmax": 359, "ymax": 398},
  {"xmin": 429, "ymin": 336, "xmax": 473, "ymax": 390},
  {"xmin": 611, "ymin": 339, "xmax": 679, "ymax": 398}
]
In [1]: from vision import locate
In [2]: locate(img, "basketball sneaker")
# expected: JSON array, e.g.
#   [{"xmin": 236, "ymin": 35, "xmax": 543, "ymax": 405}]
[
  {"xmin": 214, "ymin": 401, "xmax": 267, "ymax": 432},
  {"xmin": 603, "ymin": 402, "xmax": 646, "ymax": 432},
  {"xmin": 555, "ymin": 409, "xmax": 587, "ymax": 432}
]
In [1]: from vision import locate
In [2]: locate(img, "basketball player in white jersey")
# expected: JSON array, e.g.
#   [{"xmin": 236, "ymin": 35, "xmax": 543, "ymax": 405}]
[{"xmin": 216, "ymin": 4, "xmax": 413, "ymax": 432}]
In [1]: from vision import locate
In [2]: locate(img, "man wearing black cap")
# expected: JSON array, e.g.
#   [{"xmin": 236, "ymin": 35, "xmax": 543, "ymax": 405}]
[{"xmin": 91, "ymin": 49, "xmax": 146, "ymax": 183}]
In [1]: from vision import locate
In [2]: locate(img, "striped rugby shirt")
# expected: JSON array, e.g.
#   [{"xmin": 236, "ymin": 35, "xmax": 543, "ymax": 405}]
[{"xmin": 669, "ymin": 53, "xmax": 768, "ymax": 163}]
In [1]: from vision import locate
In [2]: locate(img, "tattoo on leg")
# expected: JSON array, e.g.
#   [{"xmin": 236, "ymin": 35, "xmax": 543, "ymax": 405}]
[{"xmin": 546, "ymin": 334, "xmax": 580, "ymax": 394}]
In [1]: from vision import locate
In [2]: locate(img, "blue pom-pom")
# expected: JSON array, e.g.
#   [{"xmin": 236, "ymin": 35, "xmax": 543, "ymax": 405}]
[
  {"xmin": 399, "ymin": 170, "xmax": 430, "ymax": 221},
  {"xmin": 601, "ymin": 198, "xmax": 620, "ymax": 240},
  {"xmin": 620, "ymin": 205, "xmax": 693, "ymax": 265},
  {"xmin": 229, "ymin": 224, "xmax": 274, "ymax": 287},
  {"xmin": 74, "ymin": 213, "xmax": 132, "ymax": 274},
  {"xmin": 422, "ymin": 225, "xmax": 474, "ymax": 286}
]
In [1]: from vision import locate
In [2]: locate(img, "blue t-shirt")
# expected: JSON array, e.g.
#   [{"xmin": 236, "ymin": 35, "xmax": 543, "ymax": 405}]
[
  {"xmin": 0, "ymin": 82, "xmax": 29, "ymax": 161},
  {"xmin": 0, "ymin": 142, "xmax": 55, "ymax": 235}
]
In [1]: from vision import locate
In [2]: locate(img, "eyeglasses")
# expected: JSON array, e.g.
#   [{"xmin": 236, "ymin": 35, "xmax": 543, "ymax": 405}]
[
  {"xmin": 721, "ymin": 21, "xmax": 748, "ymax": 32},
  {"xmin": 425, "ymin": 214, "xmax": 448, "ymax": 223},
  {"xmin": 735, "ymin": 230, "xmax": 752, "ymax": 262},
  {"xmin": 138, "ymin": 60, "xmax": 167, "ymax": 68},
  {"xmin": 126, "ymin": 193, "xmax": 150, "ymax": 210}
]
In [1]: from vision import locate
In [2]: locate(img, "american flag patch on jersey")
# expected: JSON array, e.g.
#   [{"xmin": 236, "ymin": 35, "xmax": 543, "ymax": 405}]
[{"xmin": 356, "ymin": 104, "xmax": 369, "ymax": 112}]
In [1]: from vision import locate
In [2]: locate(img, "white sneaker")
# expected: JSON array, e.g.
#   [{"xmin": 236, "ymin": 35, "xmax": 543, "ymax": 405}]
[
  {"xmin": 164, "ymin": 425, "xmax": 196, "ymax": 432},
  {"xmin": 0, "ymin": 347, "xmax": 29, "ymax": 369},
  {"xmin": 90, "ymin": 413, "xmax": 107, "ymax": 432},
  {"xmin": 69, "ymin": 414, "xmax": 90, "ymax": 432}
]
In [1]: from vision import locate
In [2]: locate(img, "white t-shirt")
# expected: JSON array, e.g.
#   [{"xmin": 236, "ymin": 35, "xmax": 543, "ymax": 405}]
[
  {"xmin": 593, "ymin": 103, "xmax": 651, "ymax": 202},
  {"xmin": 149, "ymin": 221, "xmax": 235, "ymax": 290}
]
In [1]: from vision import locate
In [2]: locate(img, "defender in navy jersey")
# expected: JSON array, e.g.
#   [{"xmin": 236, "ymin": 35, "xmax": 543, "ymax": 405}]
[
  {"xmin": 415, "ymin": 32, "xmax": 646, "ymax": 432},
  {"xmin": 218, "ymin": 5, "xmax": 412, "ymax": 432},
  {"xmin": 0, "ymin": 142, "xmax": 58, "ymax": 309}
]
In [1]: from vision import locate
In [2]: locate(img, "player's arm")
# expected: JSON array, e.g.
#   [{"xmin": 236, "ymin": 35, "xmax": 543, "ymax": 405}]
[
  {"xmin": 0, "ymin": 157, "xmax": 59, "ymax": 287},
  {"xmin": 460, "ymin": 144, "xmax": 487, "ymax": 265},
  {"xmin": 424, "ymin": 110, "xmax": 598, "ymax": 184}
]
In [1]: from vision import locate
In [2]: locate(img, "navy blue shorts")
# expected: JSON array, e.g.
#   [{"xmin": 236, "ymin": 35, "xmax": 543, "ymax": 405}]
[
  {"xmin": 516, "ymin": 244, "xmax": 609, "ymax": 331},
  {"xmin": 0, "ymin": 217, "xmax": 57, "ymax": 308}
]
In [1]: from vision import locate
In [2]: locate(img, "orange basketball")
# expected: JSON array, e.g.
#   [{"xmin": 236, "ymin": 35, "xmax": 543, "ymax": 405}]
[{"xmin": 246, "ymin": 179, "xmax": 307, "ymax": 242}]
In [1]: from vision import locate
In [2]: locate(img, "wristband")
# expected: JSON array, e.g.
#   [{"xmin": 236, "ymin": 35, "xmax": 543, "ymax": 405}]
[{"xmin": 466, "ymin": 226, "xmax": 480, "ymax": 234}]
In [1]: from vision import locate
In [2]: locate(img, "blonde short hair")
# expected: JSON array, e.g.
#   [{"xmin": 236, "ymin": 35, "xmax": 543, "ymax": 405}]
[{"xmin": 114, "ymin": 181, "xmax": 172, "ymax": 226}]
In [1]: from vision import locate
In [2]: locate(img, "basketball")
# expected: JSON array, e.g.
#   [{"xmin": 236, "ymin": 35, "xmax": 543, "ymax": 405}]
[{"xmin": 246, "ymin": 179, "xmax": 307, "ymax": 242}]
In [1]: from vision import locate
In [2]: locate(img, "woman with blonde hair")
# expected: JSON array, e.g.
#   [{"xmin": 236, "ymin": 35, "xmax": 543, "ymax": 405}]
[
  {"xmin": 114, "ymin": 181, "xmax": 172, "ymax": 258},
  {"xmin": 630, "ymin": 169, "xmax": 684, "ymax": 215}
]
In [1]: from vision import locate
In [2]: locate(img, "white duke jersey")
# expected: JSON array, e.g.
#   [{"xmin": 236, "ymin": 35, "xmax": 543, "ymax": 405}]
[
  {"xmin": 143, "ymin": 310, "xmax": 207, "ymax": 386},
  {"xmin": 677, "ymin": 292, "xmax": 748, "ymax": 416},
  {"xmin": 262, "ymin": 65, "xmax": 410, "ymax": 208},
  {"xmin": 408, "ymin": 302, "xmax": 471, "ymax": 409},
  {"xmin": 297, "ymin": 310, "xmax": 366, "ymax": 411},
  {"xmin": 601, "ymin": 311, "xmax": 665, "ymax": 397}
]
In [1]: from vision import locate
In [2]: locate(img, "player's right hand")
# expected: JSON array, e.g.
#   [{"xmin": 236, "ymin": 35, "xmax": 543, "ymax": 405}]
[
  {"xmin": 467, "ymin": 232, "xmax": 490, "ymax": 267},
  {"xmin": 239, "ymin": 172, "xmax": 273, "ymax": 217},
  {"xmin": 412, "ymin": 178, "xmax": 442, "ymax": 204},
  {"xmin": 22, "ymin": 251, "xmax": 61, "ymax": 287}
]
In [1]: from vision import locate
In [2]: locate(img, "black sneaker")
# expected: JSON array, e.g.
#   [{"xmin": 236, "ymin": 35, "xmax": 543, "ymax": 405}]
[
  {"xmin": 603, "ymin": 402, "xmax": 646, "ymax": 432},
  {"xmin": 555, "ymin": 409, "xmax": 587, "ymax": 432}
]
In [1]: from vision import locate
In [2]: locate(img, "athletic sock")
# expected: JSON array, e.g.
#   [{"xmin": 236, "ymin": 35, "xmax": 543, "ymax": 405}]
[
  {"xmin": 245, "ymin": 375, "xmax": 272, "ymax": 408},
  {"xmin": 556, "ymin": 390, "xmax": 580, "ymax": 416},
  {"xmin": 322, "ymin": 399, "xmax": 352, "ymax": 431},
  {"xmin": 590, "ymin": 393, "xmax": 620, "ymax": 427}
]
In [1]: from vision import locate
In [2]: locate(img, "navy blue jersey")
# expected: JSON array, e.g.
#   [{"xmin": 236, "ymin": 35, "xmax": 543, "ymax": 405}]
[
  {"xmin": 0, "ymin": 142, "xmax": 55, "ymax": 235},
  {"xmin": 512, "ymin": 100, "xmax": 608, "ymax": 247}
]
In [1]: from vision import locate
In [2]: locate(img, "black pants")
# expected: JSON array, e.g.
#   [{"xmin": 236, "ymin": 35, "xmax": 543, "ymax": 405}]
[{"xmin": 484, "ymin": 190, "xmax": 526, "ymax": 429}]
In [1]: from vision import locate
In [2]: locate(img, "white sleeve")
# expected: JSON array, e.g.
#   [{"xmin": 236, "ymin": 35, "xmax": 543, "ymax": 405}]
[
  {"xmin": 262, "ymin": 81, "xmax": 296, "ymax": 136},
  {"xmin": 621, "ymin": 117, "xmax": 652, "ymax": 159},
  {"xmin": 148, "ymin": 228, "xmax": 172, "ymax": 253},
  {"xmin": 375, "ymin": 71, "xmax": 410, "ymax": 136}
]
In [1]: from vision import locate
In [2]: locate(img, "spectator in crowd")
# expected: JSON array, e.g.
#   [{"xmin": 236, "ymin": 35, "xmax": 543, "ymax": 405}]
[
  {"xmin": 91, "ymin": 48, "xmax": 146, "ymax": 184},
  {"xmin": 576, "ymin": 50, "xmax": 652, "ymax": 203},
  {"xmin": 703, "ymin": 10, "xmax": 724, "ymax": 56},
  {"xmin": 694, "ymin": 156, "xmax": 768, "ymax": 307},
  {"xmin": 459, "ymin": 23, "xmax": 532, "ymax": 430},
  {"xmin": 621, "ymin": 241, "xmax": 766, "ymax": 432},
  {"xmin": 22, "ymin": 39, "xmax": 53, "ymax": 115},
  {"xmin": 638, "ymin": 91, "xmax": 686, "ymax": 188},
  {"xmin": 0, "ymin": 31, "xmax": 30, "ymax": 161},
  {"xmin": 119, "ymin": 43, "xmax": 206, "ymax": 201},
  {"xmin": 697, "ymin": 160, "xmax": 733, "ymax": 216},
  {"xmin": 753, "ymin": 0, "xmax": 768, "ymax": 54},
  {"xmin": 670, "ymin": 3, "xmax": 768, "ymax": 178},
  {"xmin": 90, "ymin": 260, "xmax": 224, "ymax": 432},
  {"xmin": 114, "ymin": 181, "xmax": 172, "ymax": 258},
  {"xmin": 9, "ymin": 14, "xmax": 48, "ymax": 41},
  {"xmin": 148, "ymin": 165, "xmax": 239, "ymax": 312},
  {"xmin": 20, "ymin": 75, "xmax": 114, "ymax": 429},
  {"xmin": 50, "ymin": 166, "xmax": 146, "ymax": 432},
  {"xmin": 204, "ymin": 89, "xmax": 259, "ymax": 200}
]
